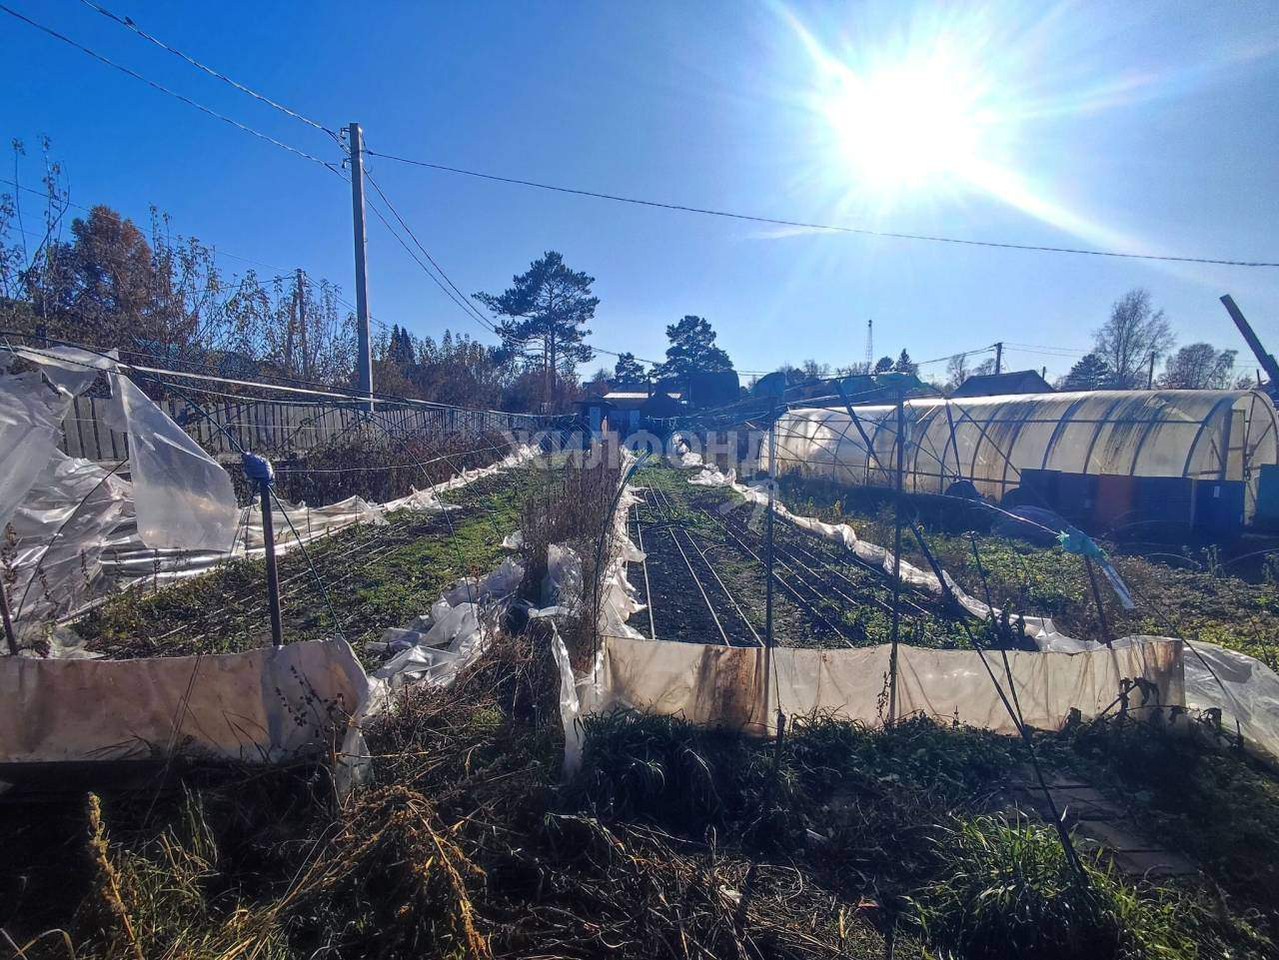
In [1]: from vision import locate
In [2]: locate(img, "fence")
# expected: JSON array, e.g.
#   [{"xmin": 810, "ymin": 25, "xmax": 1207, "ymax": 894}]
[{"xmin": 59, "ymin": 393, "xmax": 565, "ymax": 463}]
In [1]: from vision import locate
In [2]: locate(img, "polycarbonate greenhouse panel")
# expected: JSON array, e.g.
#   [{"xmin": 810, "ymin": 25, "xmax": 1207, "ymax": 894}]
[{"xmin": 773, "ymin": 390, "xmax": 1279, "ymax": 520}]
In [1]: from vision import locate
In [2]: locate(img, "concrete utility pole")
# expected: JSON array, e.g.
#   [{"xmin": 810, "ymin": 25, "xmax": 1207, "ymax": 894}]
[
  {"xmin": 994, "ymin": 341, "xmax": 1003, "ymax": 375},
  {"xmin": 348, "ymin": 122, "xmax": 373, "ymax": 409},
  {"xmin": 1146, "ymin": 352, "xmax": 1156, "ymax": 390}
]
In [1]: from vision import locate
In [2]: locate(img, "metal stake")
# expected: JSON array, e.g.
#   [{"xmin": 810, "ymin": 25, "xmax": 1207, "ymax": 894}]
[
  {"xmin": 1084, "ymin": 556, "xmax": 1112, "ymax": 647},
  {"xmin": 888, "ymin": 388, "xmax": 905, "ymax": 722},
  {"xmin": 1, "ymin": 579, "xmax": 18, "ymax": 655},
  {"xmin": 244, "ymin": 453, "xmax": 285, "ymax": 647},
  {"xmin": 763, "ymin": 401, "xmax": 777, "ymax": 732}
]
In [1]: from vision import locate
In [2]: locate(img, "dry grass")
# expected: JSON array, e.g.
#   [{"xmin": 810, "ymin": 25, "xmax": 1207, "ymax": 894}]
[{"xmin": 517, "ymin": 443, "xmax": 625, "ymax": 661}]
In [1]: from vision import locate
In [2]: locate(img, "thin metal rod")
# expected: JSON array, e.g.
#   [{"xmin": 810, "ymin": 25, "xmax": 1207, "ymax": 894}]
[
  {"xmin": 259, "ymin": 476, "xmax": 285, "ymax": 647},
  {"xmin": 911, "ymin": 521, "xmax": 1087, "ymax": 880},
  {"xmin": 765, "ymin": 404, "xmax": 776, "ymax": 648},
  {"xmin": 1, "ymin": 580, "xmax": 18, "ymax": 655},
  {"xmin": 1083, "ymin": 556, "xmax": 1112, "ymax": 646},
  {"xmin": 763, "ymin": 404, "xmax": 778, "ymax": 720},
  {"xmin": 633, "ymin": 499, "xmax": 657, "ymax": 640},
  {"xmin": 888, "ymin": 388, "xmax": 905, "ymax": 722}
]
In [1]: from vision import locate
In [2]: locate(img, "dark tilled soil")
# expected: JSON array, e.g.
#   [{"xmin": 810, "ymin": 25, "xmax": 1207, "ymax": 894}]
[{"xmin": 631, "ymin": 467, "xmax": 983, "ymax": 649}]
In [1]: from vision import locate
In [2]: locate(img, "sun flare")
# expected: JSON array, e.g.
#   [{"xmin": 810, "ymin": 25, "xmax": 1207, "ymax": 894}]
[{"xmin": 821, "ymin": 55, "xmax": 990, "ymax": 192}]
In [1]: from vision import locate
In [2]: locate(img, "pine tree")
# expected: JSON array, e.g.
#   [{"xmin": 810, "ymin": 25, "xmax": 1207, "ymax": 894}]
[
  {"xmin": 613, "ymin": 351, "xmax": 647, "ymax": 383},
  {"xmin": 654, "ymin": 315, "xmax": 733, "ymax": 384},
  {"xmin": 474, "ymin": 251, "xmax": 596, "ymax": 408},
  {"xmin": 1060, "ymin": 353, "xmax": 1113, "ymax": 391}
]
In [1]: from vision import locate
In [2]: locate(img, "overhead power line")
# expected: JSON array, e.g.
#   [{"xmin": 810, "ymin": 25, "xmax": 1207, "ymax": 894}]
[
  {"xmin": 361, "ymin": 189, "xmax": 498, "ymax": 338},
  {"xmin": 915, "ymin": 345, "xmax": 997, "ymax": 366},
  {"xmin": 367, "ymin": 150, "xmax": 1279, "ymax": 269},
  {"xmin": 0, "ymin": 3, "xmax": 339, "ymax": 171},
  {"xmin": 362, "ymin": 169, "xmax": 497, "ymax": 333},
  {"xmin": 76, "ymin": 0, "xmax": 339, "ymax": 141}
]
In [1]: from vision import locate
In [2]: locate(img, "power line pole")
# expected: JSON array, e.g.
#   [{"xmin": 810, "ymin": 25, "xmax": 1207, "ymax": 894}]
[
  {"xmin": 994, "ymin": 341, "xmax": 1003, "ymax": 375},
  {"xmin": 1146, "ymin": 352, "xmax": 1155, "ymax": 390},
  {"xmin": 348, "ymin": 122, "xmax": 373, "ymax": 409}
]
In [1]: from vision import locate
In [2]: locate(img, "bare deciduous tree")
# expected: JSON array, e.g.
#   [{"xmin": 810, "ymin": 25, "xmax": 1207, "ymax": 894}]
[
  {"xmin": 1093, "ymin": 288, "xmax": 1174, "ymax": 388},
  {"xmin": 1158, "ymin": 343, "xmax": 1237, "ymax": 390}
]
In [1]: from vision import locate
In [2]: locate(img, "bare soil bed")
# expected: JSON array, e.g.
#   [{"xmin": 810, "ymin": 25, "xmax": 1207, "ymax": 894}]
[{"xmin": 632, "ymin": 465, "xmax": 1003, "ymax": 649}]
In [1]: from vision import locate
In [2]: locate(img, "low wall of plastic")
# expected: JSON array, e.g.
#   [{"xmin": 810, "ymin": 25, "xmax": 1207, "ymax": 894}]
[
  {"xmin": 575, "ymin": 634, "xmax": 1184, "ymax": 738},
  {"xmin": 0, "ymin": 640, "xmax": 369, "ymax": 767}
]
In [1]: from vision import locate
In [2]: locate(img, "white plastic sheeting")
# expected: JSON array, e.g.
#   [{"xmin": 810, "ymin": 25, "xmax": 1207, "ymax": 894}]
[
  {"xmin": 10, "ymin": 344, "xmax": 240, "ymax": 553},
  {"xmin": 106, "ymin": 373, "xmax": 240, "ymax": 551},
  {"xmin": 568, "ymin": 633, "xmax": 1182, "ymax": 738},
  {"xmin": 12, "ymin": 344, "xmax": 118, "ymax": 398},
  {"xmin": 6, "ymin": 452, "xmax": 132, "ymax": 640},
  {"xmin": 368, "ymin": 557, "xmax": 525, "ymax": 700},
  {"xmin": 683, "ymin": 461, "xmax": 1279, "ymax": 762},
  {"xmin": 0, "ymin": 372, "xmax": 70, "ymax": 529},
  {"xmin": 6, "ymin": 444, "xmax": 537, "ymax": 644},
  {"xmin": 1182, "ymin": 641, "xmax": 1279, "ymax": 762},
  {"xmin": 0, "ymin": 639, "xmax": 369, "ymax": 765},
  {"xmin": 773, "ymin": 390, "xmax": 1279, "ymax": 519}
]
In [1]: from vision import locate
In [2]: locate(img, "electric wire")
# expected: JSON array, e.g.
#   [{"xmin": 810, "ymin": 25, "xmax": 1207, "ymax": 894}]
[
  {"xmin": 77, "ymin": 0, "xmax": 339, "ymax": 141},
  {"xmin": 366, "ymin": 150, "xmax": 1279, "ymax": 269},
  {"xmin": 362, "ymin": 168, "xmax": 498, "ymax": 333},
  {"xmin": 0, "ymin": 3, "xmax": 341, "ymax": 171}
]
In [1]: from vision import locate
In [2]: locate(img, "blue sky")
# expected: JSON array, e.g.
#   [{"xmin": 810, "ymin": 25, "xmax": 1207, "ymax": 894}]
[{"xmin": 2, "ymin": 0, "xmax": 1277, "ymax": 381}]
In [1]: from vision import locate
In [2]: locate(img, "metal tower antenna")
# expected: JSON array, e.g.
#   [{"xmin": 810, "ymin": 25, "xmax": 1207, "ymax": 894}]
[{"xmin": 865, "ymin": 318, "xmax": 873, "ymax": 368}]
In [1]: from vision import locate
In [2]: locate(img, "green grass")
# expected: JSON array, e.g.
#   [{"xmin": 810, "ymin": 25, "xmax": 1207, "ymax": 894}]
[
  {"xmin": 75, "ymin": 466, "xmax": 547, "ymax": 664},
  {"xmin": 571, "ymin": 709, "xmax": 1276, "ymax": 958},
  {"xmin": 910, "ymin": 814, "xmax": 1265, "ymax": 960},
  {"xmin": 776, "ymin": 472, "xmax": 1279, "ymax": 666}
]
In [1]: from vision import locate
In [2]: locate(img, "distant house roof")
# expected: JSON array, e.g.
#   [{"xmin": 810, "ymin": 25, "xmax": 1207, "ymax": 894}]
[
  {"xmin": 685, "ymin": 370, "xmax": 740, "ymax": 409},
  {"xmin": 951, "ymin": 369, "xmax": 1054, "ymax": 398},
  {"xmin": 640, "ymin": 392, "xmax": 684, "ymax": 418},
  {"xmin": 576, "ymin": 390, "xmax": 684, "ymax": 417}
]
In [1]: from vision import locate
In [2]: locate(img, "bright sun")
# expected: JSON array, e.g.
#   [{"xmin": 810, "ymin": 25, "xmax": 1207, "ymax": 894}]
[{"xmin": 821, "ymin": 55, "xmax": 990, "ymax": 193}]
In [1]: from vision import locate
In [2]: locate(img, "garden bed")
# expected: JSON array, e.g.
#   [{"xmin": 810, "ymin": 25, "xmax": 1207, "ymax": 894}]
[
  {"xmin": 777, "ymin": 472, "xmax": 1279, "ymax": 667},
  {"xmin": 634, "ymin": 465, "xmax": 1005, "ymax": 650},
  {"xmin": 3, "ymin": 627, "xmax": 1275, "ymax": 960},
  {"xmin": 74, "ymin": 465, "xmax": 549, "ymax": 666}
]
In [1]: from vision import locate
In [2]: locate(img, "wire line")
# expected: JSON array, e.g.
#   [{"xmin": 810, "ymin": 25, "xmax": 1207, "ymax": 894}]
[
  {"xmin": 76, "ymin": 0, "xmax": 339, "ymax": 141},
  {"xmin": 367, "ymin": 150, "xmax": 1279, "ymax": 268},
  {"xmin": 363, "ymin": 169, "xmax": 497, "ymax": 333},
  {"xmin": 0, "ymin": 3, "xmax": 339, "ymax": 171}
]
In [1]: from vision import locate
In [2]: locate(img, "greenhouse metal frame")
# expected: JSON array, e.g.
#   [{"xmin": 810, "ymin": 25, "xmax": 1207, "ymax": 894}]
[{"xmin": 773, "ymin": 389, "xmax": 1279, "ymax": 529}]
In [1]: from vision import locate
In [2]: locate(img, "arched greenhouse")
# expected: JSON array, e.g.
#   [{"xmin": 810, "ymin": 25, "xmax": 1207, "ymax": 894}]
[{"xmin": 773, "ymin": 389, "xmax": 1279, "ymax": 536}]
